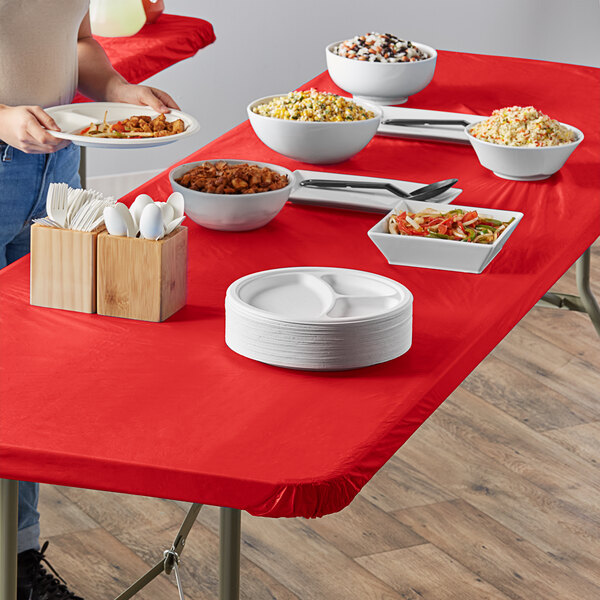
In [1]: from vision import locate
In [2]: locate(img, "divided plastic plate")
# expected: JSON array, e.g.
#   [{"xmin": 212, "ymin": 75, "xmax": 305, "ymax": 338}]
[
  {"xmin": 45, "ymin": 102, "xmax": 199, "ymax": 148},
  {"xmin": 228, "ymin": 267, "xmax": 412, "ymax": 323},
  {"xmin": 225, "ymin": 267, "xmax": 413, "ymax": 370}
]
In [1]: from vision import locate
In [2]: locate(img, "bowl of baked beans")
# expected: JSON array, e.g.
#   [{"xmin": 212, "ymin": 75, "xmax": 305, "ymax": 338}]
[{"xmin": 169, "ymin": 159, "xmax": 294, "ymax": 231}]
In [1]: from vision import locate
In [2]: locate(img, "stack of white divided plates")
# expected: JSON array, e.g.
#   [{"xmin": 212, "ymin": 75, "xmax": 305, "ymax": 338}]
[{"xmin": 225, "ymin": 267, "xmax": 413, "ymax": 371}]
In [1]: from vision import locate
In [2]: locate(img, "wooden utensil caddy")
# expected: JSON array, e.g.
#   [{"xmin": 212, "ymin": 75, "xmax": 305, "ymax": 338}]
[
  {"xmin": 30, "ymin": 225, "xmax": 187, "ymax": 322},
  {"xmin": 30, "ymin": 224, "xmax": 100, "ymax": 313}
]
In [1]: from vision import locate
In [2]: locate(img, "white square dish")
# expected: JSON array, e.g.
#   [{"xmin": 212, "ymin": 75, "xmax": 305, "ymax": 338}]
[{"xmin": 367, "ymin": 199, "xmax": 523, "ymax": 274}]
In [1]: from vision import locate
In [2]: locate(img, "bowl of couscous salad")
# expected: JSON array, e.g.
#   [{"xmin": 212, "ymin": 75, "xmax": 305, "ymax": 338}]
[
  {"xmin": 326, "ymin": 34, "xmax": 437, "ymax": 105},
  {"xmin": 465, "ymin": 106, "xmax": 583, "ymax": 181},
  {"xmin": 247, "ymin": 90, "xmax": 381, "ymax": 164}
]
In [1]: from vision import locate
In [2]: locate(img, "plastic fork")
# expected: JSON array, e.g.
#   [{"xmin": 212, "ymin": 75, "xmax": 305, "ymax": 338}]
[
  {"xmin": 32, "ymin": 217, "xmax": 62, "ymax": 228},
  {"xmin": 46, "ymin": 183, "xmax": 69, "ymax": 227},
  {"xmin": 66, "ymin": 188, "xmax": 87, "ymax": 227}
]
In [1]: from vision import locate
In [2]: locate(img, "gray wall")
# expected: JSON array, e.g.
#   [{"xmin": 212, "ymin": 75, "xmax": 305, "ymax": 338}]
[{"xmin": 87, "ymin": 0, "xmax": 600, "ymax": 177}]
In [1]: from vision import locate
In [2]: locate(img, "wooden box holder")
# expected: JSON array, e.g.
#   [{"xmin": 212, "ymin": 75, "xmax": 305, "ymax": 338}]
[
  {"xmin": 30, "ymin": 224, "xmax": 101, "ymax": 314},
  {"xmin": 97, "ymin": 227, "xmax": 187, "ymax": 322}
]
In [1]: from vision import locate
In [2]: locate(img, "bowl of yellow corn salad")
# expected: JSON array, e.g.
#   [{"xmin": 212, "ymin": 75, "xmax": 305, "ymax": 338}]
[
  {"xmin": 247, "ymin": 90, "xmax": 381, "ymax": 164},
  {"xmin": 465, "ymin": 106, "xmax": 583, "ymax": 181},
  {"xmin": 326, "ymin": 35, "xmax": 437, "ymax": 105}
]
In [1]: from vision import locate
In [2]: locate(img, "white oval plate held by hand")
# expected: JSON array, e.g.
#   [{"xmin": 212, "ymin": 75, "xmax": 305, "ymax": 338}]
[{"xmin": 45, "ymin": 102, "xmax": 199, "ymax": 149}]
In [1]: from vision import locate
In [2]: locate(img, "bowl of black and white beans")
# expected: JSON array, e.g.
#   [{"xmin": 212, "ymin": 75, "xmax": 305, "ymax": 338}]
[{"xmin": 326, "ymin": 33, "xmax": 437, "ymax": 105}]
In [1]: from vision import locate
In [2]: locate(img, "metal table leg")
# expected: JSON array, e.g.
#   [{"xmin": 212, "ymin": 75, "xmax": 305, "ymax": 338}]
[
  {"xmin": 219, "ymin": 508, "xmax": 241, "ymax": 600},
  {"xmin": 114, "ymin": 503, "xmax": 203, "ymax": 600},
  {"xmin": 0, "ymin": 478, "xmax": 19, "ymax": 600},
  {"xmin": 1, "ymin": 489, "xmax": 244, "ymax": 600},
  {"xmin": 78, "ymin": 146, "xmax": 86, "ymax": 189},
  {"xmin": 576, "ymin": 248, "xmax": 600, "ymax": 335},
  {"xmin": 538, "ymin": 247, "xmax": 600, "ymax": 337}
]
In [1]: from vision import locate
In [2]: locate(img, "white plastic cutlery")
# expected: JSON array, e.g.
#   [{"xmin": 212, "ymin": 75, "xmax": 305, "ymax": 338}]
[
  {"xmin": 104, "ymin": 194, "xmax": 186, "ymax": 240},
  {"xmin": 40, "ymin": 185, "xmax": 186, "ymax": 238},
  {"xmin": 167, "ymin": 192, "xmax": 184, "ymax": 219},
  {"xmin": 139, "ymin": 203, "xmax": 164, "ymax": 239},
  {"xmin": 129, "ymin": 194, "xmax": 154, "ymax": 229},
  {"xmin": 113, "ymin": 202, "xmax": 137, "ymax": 237},
  {"xmin": 43, "ymin": 183, "xmax": 115, "ymax": 231},
  {"xmin": 103, "ymin": 205, "xmax": 128, "ymax": 237},
  {"xmin": 46, "ymin": 183, "xmax": 69, "ymax": 227}
]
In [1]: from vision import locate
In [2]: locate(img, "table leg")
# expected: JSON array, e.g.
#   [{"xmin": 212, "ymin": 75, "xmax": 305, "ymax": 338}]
[
  {"xmin": 538, "ymin": 247, "xmax": 600, "ymax": 337},
  {"xmin": 113, "ymin": 502, "xmax": 203, "ymax": 600},
  {"xmin": 78, "ymin": 146, "xmax": 87, "ymax": 190},
  {"xmin": 0, "ymin": 478, "xmax": 18, "ymax": 600},
  {"xmin": 219, "ymin": 507, "xmax": 241, "ymax": 600},
  {"xmin": 576, "ymin": 248, "xmax": 600, "ymax": 336}
]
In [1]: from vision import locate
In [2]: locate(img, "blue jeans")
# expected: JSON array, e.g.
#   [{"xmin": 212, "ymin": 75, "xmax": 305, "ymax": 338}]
[
  {"xmin": 18, "ymin": 482, "xmax": 40, "ymax": 553},
  {"xmin": 0, "ymin": 142, "xmax": 80, "ymax": 552},
  {"xmin": 0, "ymin": 142, "xmax": 81, "ymax": 269}
]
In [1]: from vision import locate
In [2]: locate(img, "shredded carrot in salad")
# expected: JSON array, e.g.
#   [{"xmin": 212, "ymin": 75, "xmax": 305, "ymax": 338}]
[
  {"xmin": 470, "ymin": 106, "xmax": 575, "ymax": 147},
  {"xmin": 387, "ymin": 208, "xmax": 513, "ymax": 244}
]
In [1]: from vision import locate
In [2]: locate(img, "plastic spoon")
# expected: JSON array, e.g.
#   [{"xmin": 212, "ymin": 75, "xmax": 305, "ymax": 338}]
[
  {"xmin": 113, "ymin": 202, "xmax": 137, "ymax": 237},
  {"xmin": 167, "ymin": 192, "xmax": 184, "ymax": 219},
  {"xmin": 156, "ymin": 202, "xmax": 175, "ymax": 225},
  {"xmin": 103, "ymin": 205, "xmax": 128, "ymax": 236},
  {"xmin": 164, "ymin": 216, "xmax": 185, "ymax": 236},
  {"xmin": 139, "ymin": 203, "xmax": 164, "ymax": 240},
  {"xmin": 129, "ymin": 194, "xmax": 153, "ymax": 229}
]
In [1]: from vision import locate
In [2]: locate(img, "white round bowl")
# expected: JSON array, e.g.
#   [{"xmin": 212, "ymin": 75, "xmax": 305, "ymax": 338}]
[
  {"xmin": 326, "ymin": 40, "xmax": 437, "ymax": 105},
  {"xmin": 465, "ymin": 123, "xmax": 584, "ymax": 181},
  {"xmin": 169, "ymin": 159, "xmax": 294, "ymax": 231},
  {"xmin": 247, "ymin": 95, "xmax": 381, "ymax": 164}
]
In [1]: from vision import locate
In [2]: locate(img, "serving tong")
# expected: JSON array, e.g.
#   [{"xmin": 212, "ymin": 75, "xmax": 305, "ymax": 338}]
[
  {"xmin": 381, "ymin": 118, "xmax": 472, "ymax": 128},
  {"xmin": 299, "ymin": 178, "xmax": 458, "ymax": 203}
]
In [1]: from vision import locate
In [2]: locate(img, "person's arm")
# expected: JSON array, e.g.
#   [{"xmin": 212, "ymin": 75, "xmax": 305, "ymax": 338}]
[
  {"xmin": 0, "ymin": 106, "xmax": 68, "ymax": 154},
  {"xmin": 0, "ymin": 12, "xmax": 180, "ymax": 155},
  {"xmin": 77, "ymin": 12, "xmax": 179, "ymax": 111}
]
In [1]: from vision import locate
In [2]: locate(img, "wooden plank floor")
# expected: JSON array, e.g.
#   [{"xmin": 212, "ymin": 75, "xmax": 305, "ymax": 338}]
[{"xmin": 39, "ymin": 241, "xmax": 600, "ymax": 600}]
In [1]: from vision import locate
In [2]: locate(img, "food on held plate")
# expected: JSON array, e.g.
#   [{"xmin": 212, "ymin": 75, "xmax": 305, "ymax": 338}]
[
  {"xmin": 388, "ymin": 207, "xmax": 514, "ymax": 244},
  {"xmin": 252, "ymin": 89, "xmax": 375, "ymax": 122},
  {"xmin": 80, "ymin": 112, "xmax": 186, "ymax": 138},
  {"xmin": 469, "ymin": 106, "xmax": 576, "ymax": 147},
  {"xmin": 175, "ymin": 161, "xmax": 289, "ymax": 194},
  {"xmin": 333, "ymin": 33, "xmax": 429, "ymax": 63}
]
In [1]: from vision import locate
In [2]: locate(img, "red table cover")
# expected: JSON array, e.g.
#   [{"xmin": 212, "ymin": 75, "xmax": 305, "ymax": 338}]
[
  {"xmin": 73, "ymin": 14, "xmax": 216, "ymax": 102},
  {"xmin": 1, "ymin": 52, "xmax": 599, "ymax": 519}
]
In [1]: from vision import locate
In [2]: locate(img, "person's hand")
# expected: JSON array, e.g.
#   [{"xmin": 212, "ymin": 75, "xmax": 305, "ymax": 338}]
[
  {"xmin": 105, "ymin": 82, "xmax": 180, "ymax": 113},
  {"xmin": 0, "ymin": 105, "xmax": 70, "ymax": 154}
]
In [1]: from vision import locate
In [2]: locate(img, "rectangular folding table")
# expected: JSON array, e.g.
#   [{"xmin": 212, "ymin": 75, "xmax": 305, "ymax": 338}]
[{"xmin": 1, "ymin": 50, "xmax": 599, "ymax": 600}]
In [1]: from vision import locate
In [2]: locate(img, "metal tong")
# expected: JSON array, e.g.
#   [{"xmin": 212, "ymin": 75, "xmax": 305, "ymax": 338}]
[
  {"xmin": 298, "ymin": 178, "xmax": 458, "ymax": 203},
  {"xmin": 381, "ymin": 118, "xmax": 472, "ymax": 127}
]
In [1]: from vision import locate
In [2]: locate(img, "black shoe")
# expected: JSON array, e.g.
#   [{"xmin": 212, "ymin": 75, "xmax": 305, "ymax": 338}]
[{"xmin": 17, "ymin": 541, "xmax": 83, "ymax": 600}]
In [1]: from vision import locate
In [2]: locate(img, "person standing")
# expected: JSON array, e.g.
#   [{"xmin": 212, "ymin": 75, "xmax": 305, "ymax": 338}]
[{"xmin": 0, "ymin": 2, "xmax": 179, "ymax": 598}]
